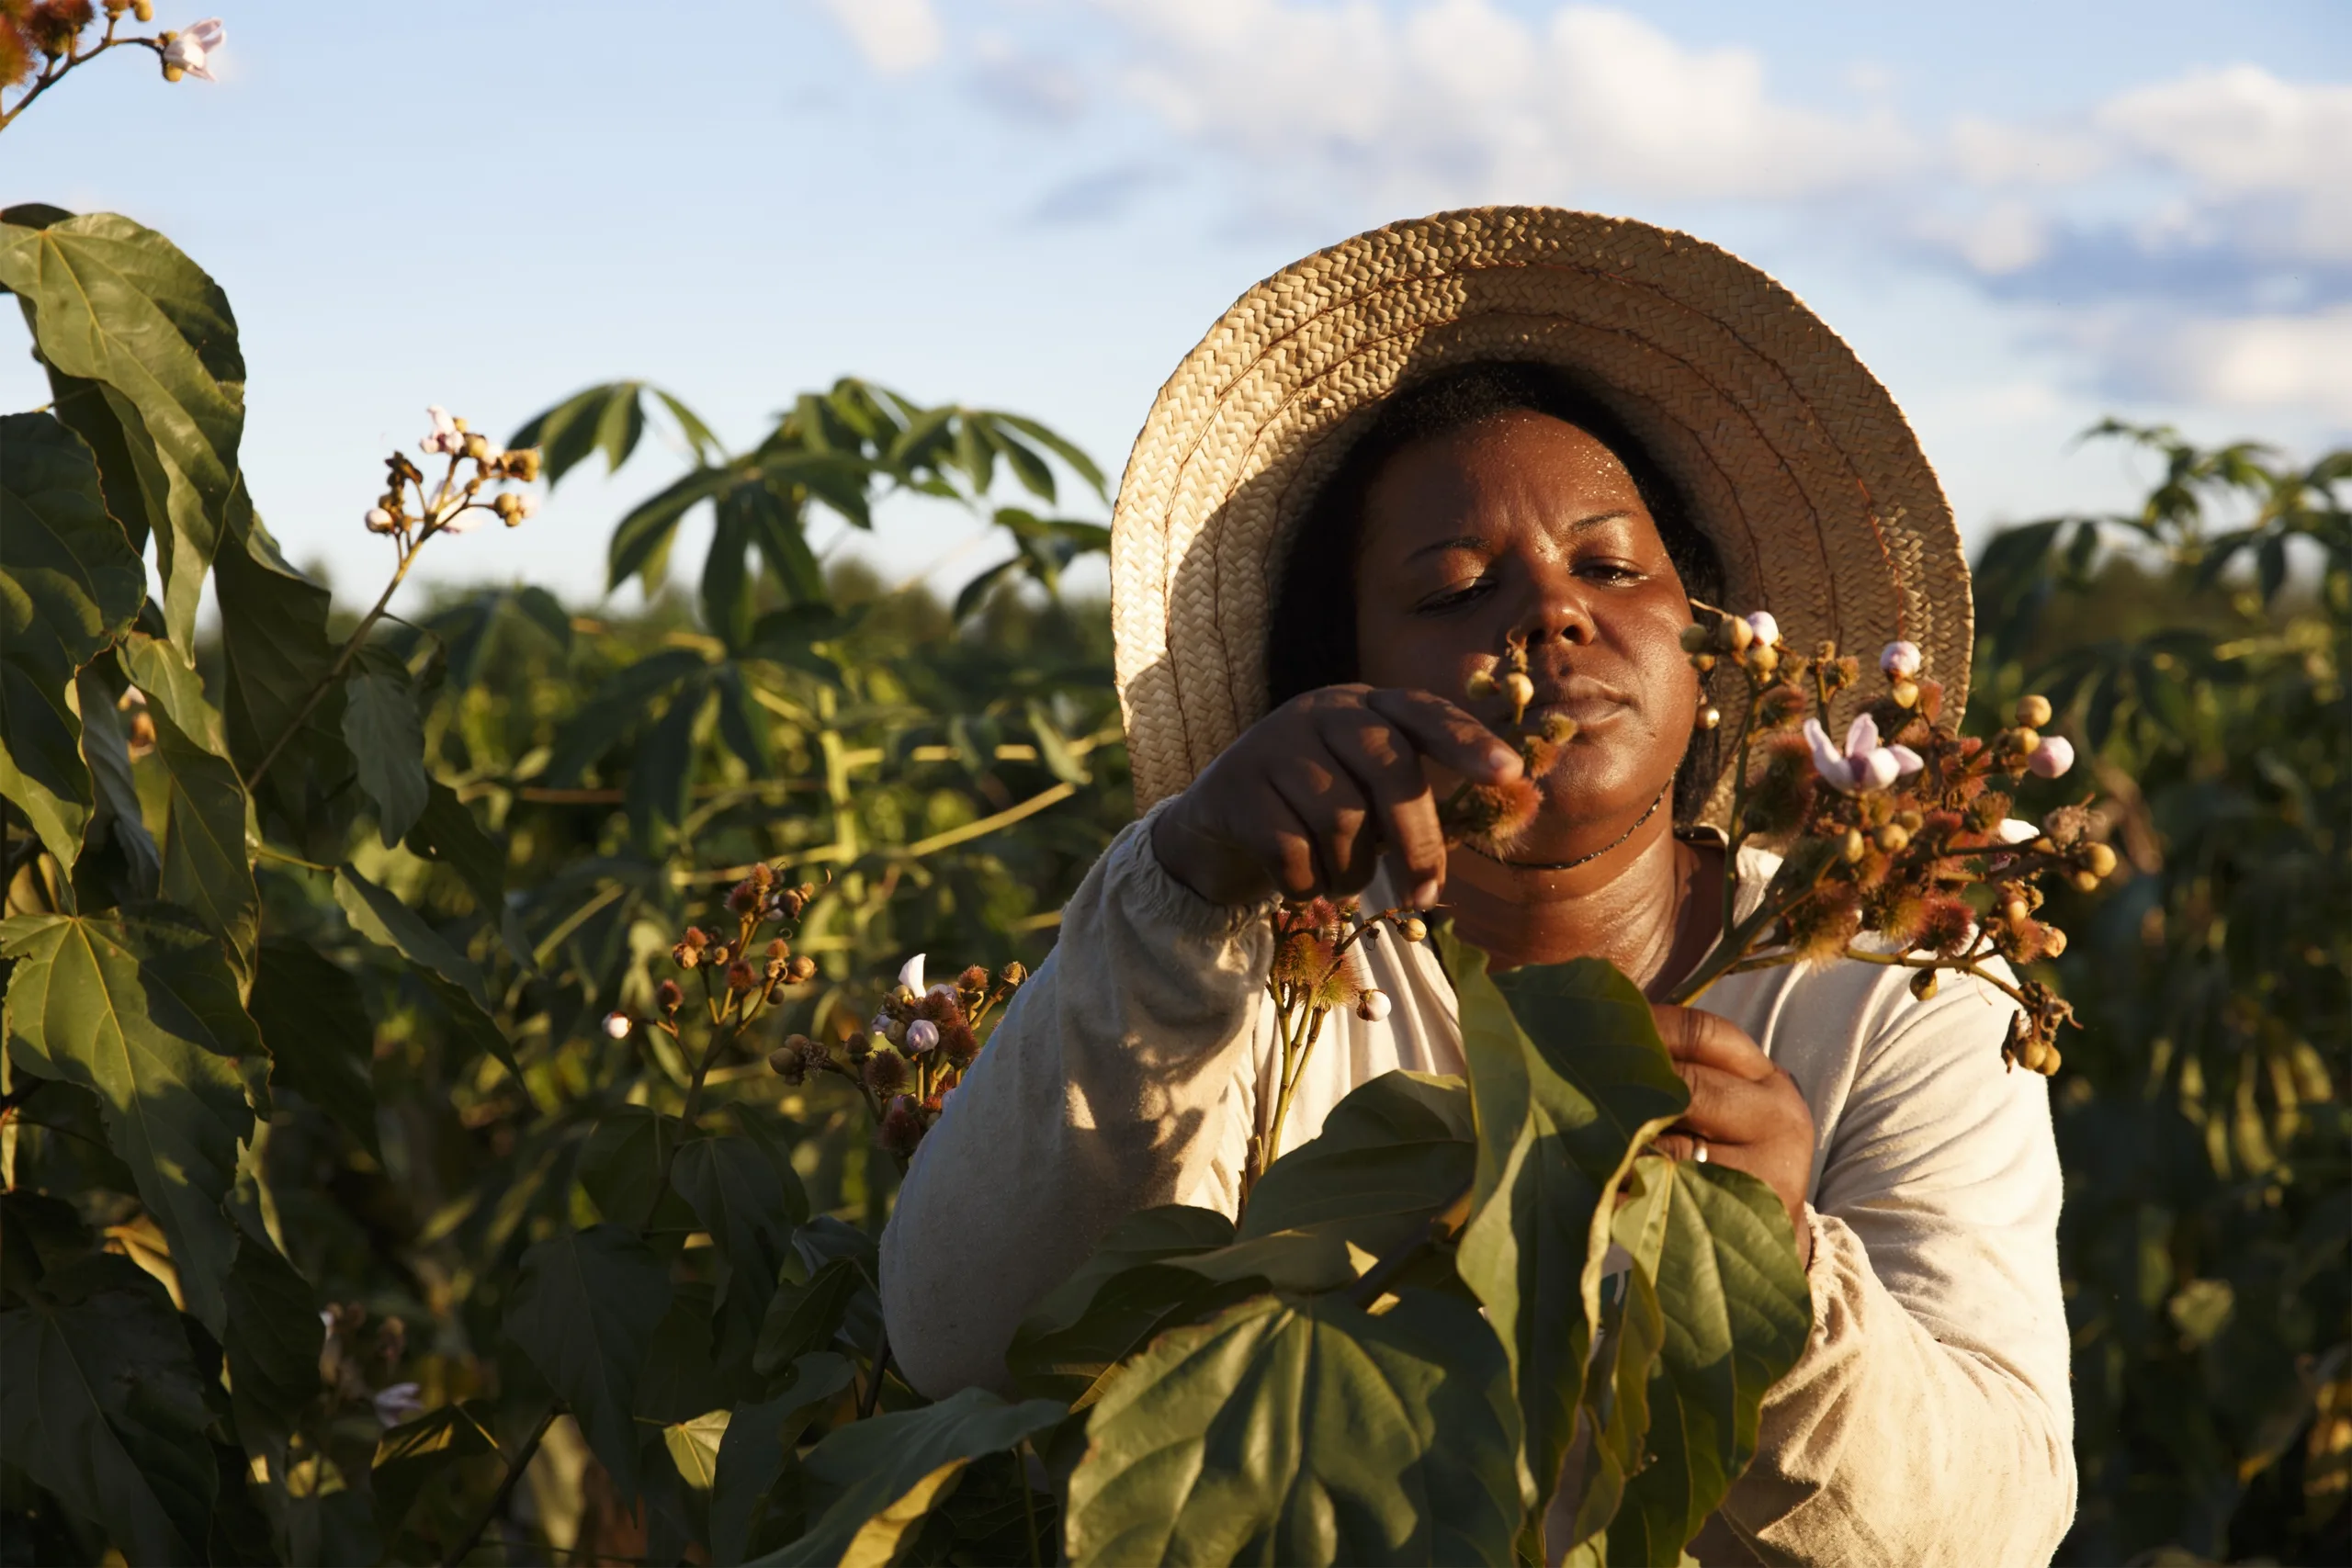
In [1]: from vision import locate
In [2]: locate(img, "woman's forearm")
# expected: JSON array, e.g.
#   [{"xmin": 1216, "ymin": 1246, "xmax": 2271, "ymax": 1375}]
[{"xmin": 879, "ymin": 812, "xmax": 1274, "ymax": 1397}]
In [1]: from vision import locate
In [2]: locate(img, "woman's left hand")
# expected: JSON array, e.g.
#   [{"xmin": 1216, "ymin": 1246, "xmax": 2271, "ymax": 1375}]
[{"xmin": 1647, "ymin": 1002, "xmax": 1818, "ymax": 1270}]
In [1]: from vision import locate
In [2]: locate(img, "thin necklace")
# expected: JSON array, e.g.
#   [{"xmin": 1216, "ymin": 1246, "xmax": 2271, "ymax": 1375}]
[{"xmin": 1465, "ymin": 782, "xmax": 1669, "ymax": 873}]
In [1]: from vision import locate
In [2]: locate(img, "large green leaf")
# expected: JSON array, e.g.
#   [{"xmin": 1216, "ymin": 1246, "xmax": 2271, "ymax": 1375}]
[
  {"xmin": 673, "ymin": 1133, "xmax": 799, "ymax": 1342},
  {"xmin": 211, "ymin": 508, "xmax": 348, "ymax": 825},
  {"xmin": 1606, "ymin": 1159, "xmax": 1811, "ymax": 1564},
  {"xmin": 1441, "ymin": 935, "xmax": 1688, "ymax": 1536},
  {"xmin": 580, "ymin": 1104, "xmax": 695, "ymax": 1234},
  {"xmin": 246, "ymin": 939, "xmax": 380, "ymax": 1157},
  {"xmin": 341, "ymin": 667, "xmax": 429, "ymax": 846},
  {"xmin": 757, "ymin": 1387, "xmax": 1066, "ymax": 1567},
  {"xmin": 0, "ymin": 908, "xmax": 256, "ymax": 1331},
  {"xmin": 0, "ymin": 211, "xmax": 243, "ymax": 647},
  {"xmin": 74, "ymin": 666, "xmax": 161, "ymax": 902},
  {"xmin": 221, "ymin": 1233, "xmax": 324, "ymax": 1467},
  {"xmin": 628, "ymin": 680, "xmax": 707, "ymax": 852},
  {"xmin": 0, "ymin": 1252, "xmax": 219, "ymax": 1564},
  {"xmin": 369, "ymin": 1402, "xmax": 497, "ymax": 1539},
  {"xmin": 540, "ymin": 646, "xmax": 708, "ymax": 785},
  {"xmin": 1008, "ymin": 1205, "xmax": 1240, "ymax": 1405},
  {"xmin": 751, "ymin": 1258, "xmax": 864, "ymax": 1378},
  {"xmin": 503, "ymin": 1224, "xmax": 673, "ymax": 1498},
  {"xmin": 402, "ymin": 778, "xmax": 506, "ymax": 914},
  {"xmin": 1238, "ymin": 1070, "xmax": 1475, "ymax": 1257},
  {"xmin": 333, "ymin": 863, "xmax": 516, "ymax": 1074},
  {"xmin": 709, "ymin": 1352, "xmax": 854, "ymax": 1565},
  {"xmin": 0, "ymin": 412, "xmax": 143, "ymax": 873},
  {"xmin": 118, "ymin": 633, "xmax": 258, "ymax": 979},
  {"xmin": 1062, "ymin": 1288, "xmax": 1523, "ymax": 1565}
]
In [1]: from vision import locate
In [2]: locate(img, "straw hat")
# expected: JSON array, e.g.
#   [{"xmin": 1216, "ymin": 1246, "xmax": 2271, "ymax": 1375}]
[{"xmin": 1110, "ymin": 207, "xmax": 1972, "ymax": 826}]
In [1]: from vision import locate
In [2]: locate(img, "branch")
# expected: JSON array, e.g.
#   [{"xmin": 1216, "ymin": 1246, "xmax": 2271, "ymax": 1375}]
[{"xmin": 440, "ymin": 1405, "xmax": 558, "ymax": 1567}]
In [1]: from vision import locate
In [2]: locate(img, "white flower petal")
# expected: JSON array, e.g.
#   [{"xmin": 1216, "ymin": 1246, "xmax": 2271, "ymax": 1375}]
[
  {"xmin": 1859, "ymin": 749, "xmax": 1902, "ymax": 792},
  {"xmin": 897, "ymin": 953, "xmax": 925, "ymax": 994},
  {"xmin": 1744, "ymin": 610, "xmax": 1781, "ymax": 648},
  {"xmin": 1879, "ymin": 640, "xmax": 1923, "ymax": 678},
  {"xmin": 1842, "ymin": 713, "xmax": 1882, "ymax": 761},
  {"xmin": 1996, "ymin": 818, "xmax": 2041, "ymax": 844},
  {"xmin": 1804, "ymin": 718, "xmax": 1852, "ymax": 790},
  {"xmin": 1888, "ymin": 744, "xmax": 1925, "ymax": 777},
  {"xmin": 187, "ymin": 18, "xmax": 226, "ymax": 50}
]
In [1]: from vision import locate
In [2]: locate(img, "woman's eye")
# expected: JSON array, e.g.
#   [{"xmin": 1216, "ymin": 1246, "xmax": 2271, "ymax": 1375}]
[
  {"xmin": 1577, "ymin": 558, "xmax": 1645, "ymax": 584},
  {"xmin": 1417, "ymin": 578, "xmax": 1492, "ymax": 612}
]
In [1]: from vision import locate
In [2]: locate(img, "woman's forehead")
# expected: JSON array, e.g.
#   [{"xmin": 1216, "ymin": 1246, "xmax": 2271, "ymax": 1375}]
[{"xmin": 1360, "ymin": 410, "xmax": 1652, "ymax": 555}]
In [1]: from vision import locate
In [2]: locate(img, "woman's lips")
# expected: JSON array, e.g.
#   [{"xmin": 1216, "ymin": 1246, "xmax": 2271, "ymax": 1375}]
[{"xmin": 1530, "ymin": 677, "xmax": 1634, "ymax": 726}]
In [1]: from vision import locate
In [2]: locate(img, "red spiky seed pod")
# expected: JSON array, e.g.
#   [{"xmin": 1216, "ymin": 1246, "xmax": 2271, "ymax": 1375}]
[
  {"xmin": 864, "ymin": 1050, "xmax": 909, "ymax": 1097},
  {"xmin": 656, "ymin": 979, "xmax": 684, "ymax": 1013},
  {"xmin": 727, "ymin": 879, "xmax": 760, "ymax": 915},
  {"xmin": 878, "ymin": 1095, "xmax": 924, "ymax": 1159},
  {"xmin": 959, "ymin": 964, "xmax": 989, "ymax": 994},
  {"xmin": 938, "ymin": 1022, "xmax": 979, "ymax": 1066},
  {"xmin": 726, "ymin": 961, "xmax": 756, "ymax": 993},
  {"xmin": 1449, "ymin": 777, "xmax": 1542, "ymax": 856}
]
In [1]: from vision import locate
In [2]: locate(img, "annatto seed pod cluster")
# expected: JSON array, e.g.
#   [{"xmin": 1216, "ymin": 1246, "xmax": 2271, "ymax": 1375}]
[
  {"xmin": 769, "ymin": 952, "xmax": 1030, "ymax": 1168},
  {"xmin": 1441, "ymin": 635, "xmax": 1579, "ymax": 857}
]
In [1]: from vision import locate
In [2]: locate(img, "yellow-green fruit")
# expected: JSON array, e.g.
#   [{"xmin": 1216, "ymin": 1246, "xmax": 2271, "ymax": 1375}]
[
  {"xmin": 1841, "ymin": 829, "xmax": 1867, "ymax": 863},
  {"xmin": 2015, "ymin": 694, "xmax": 2053, "ymax": 728},
  {"xmin": 1679, "ymin": 624, "xmax": 1712, "ymax": 653},
  {"xmin": 2082, "ymin": 843, "xmax": 2118, "ymax": 878},
  {"xmin": 1748, "ymin": 646, "xmax": 1780, "ymax": 676},
  {"xmin": 1909, "ymin": 968, "xmax": 1939, "ymax": 1000},
  {"xmin": 1892, "ymin": 678, "xmax": 1920, "ymax": 708},
  {"xmin": 1875, "ymin": 823, "xmax": 1911, "ymax": 853}
]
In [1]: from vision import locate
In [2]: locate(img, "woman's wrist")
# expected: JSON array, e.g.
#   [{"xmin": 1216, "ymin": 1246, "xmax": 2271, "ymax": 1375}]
[{"xmin": 1150, "ymin": 797, "xmax": 1272, "ymax": 909}]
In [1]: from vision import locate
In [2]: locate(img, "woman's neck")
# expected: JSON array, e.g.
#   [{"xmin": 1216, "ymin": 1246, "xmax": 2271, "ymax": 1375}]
[{"xmin": 1442, "ymin": 819, "xmax": 1723, "ymax": 998}]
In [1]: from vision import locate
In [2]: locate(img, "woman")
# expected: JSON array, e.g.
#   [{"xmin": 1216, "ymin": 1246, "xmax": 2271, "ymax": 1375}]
[{"xmin": 881, "ymin": 209, "xmax": 2075, "ymax": 1565}]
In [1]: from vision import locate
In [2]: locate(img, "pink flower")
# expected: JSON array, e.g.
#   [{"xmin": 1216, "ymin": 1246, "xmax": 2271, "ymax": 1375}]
[
  {"xmin": 419, "ymin": 405, "xmax": 460, "ymax": 455},
  {"xmin": 371, "ymin": 1382, "xmax": 425, "ymax": 1428},
  {"xmin": 1745, "ymin": 611, "xmax": 1781, "ymax": 649},
  {"xmin": 163, "ymin": 18, "xmax": 225, "ymax": 81},
  {"xmin": 1356, "ymin": 989, "xmax": 1392, "ymax": 1023},
  {"xmin": 1880, "ymin": 640, "xmax": 1922, "ymax": 679},
  {"xmin": 1804, "ymin": 715, "xmax": 1923, "ymax": 794},
  {"xmin": 905, "ymin": 1019, "xmax": 940, "ymax": 1055},
  {"xmin": 2028, "ymin": 737, "xmax": 2075, "ymax": 779}
]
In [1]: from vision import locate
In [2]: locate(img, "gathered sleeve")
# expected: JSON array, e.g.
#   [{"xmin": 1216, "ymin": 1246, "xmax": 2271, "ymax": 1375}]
[
  {"xmin": 1721, "ymin": 964, "xmax": 2077, "ymax": 1567},
  {"xmin": 879, "ymin": 808, "xmax": 1274, "ymax": 1399}
]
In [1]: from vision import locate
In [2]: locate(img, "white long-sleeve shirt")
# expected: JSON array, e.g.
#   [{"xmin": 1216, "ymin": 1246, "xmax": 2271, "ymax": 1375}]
[{"xmin": 881, "ymin": 809, "xmax": 2076, "ymax": 1566}]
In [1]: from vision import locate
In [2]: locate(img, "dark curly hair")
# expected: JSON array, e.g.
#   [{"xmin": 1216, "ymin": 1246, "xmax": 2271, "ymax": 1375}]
[{"xmin": 1265, "ymin": 360, "xmax": 1725, "ymax": 823}]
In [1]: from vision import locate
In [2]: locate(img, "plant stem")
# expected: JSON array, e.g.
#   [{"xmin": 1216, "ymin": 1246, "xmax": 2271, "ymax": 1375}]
[
  {"xmin": 0, "ymin": 28, "xmax": 153, "ymax": 133},
  {"xmin": 857, "ymin": 1317, "xmax": 892, "ymax": 1419},
  {"xmin": 1018, "ymin": 1438, "xmax": 1043, "ymax": 1567},
  {"xmin": 1668, "ymin": 852, "xmax": 1834, "ymax": 1006},
  {"xmin": 441, "ymin": 1405, "xmax": 557, "ymax": 1567}
]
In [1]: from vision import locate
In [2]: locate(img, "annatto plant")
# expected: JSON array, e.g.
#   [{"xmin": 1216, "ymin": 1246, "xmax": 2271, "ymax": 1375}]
[{"xmin": 0, "ymin": 19, "xmax": 2138, "ymax": 1568}]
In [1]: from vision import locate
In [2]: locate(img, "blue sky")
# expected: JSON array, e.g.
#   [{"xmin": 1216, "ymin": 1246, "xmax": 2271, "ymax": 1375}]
[{"xmin": 7, "ymin": 0, "xmax": 2347, "ymax": 615}]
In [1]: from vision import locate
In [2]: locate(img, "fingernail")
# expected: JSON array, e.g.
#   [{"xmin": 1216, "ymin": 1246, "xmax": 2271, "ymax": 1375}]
[
  {"xmin": 1487, "ymin": 745, "xmax": 1519, "ymax": 775},
  {"xmin": 1412, "ymin": 879, "xmax": 1441, "ymax": 909}
]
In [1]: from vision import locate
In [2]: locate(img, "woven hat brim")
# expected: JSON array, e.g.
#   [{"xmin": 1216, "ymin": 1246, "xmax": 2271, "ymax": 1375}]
[{"xmin": 1110, "ymin": 207, "xmax": 1972, "ymax": 825}]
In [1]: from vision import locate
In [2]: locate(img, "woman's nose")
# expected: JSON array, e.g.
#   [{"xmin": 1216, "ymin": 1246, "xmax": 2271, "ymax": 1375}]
[{"xmin": 1516, "ymin": 572, "xmax": 1596, "ymax": 647}]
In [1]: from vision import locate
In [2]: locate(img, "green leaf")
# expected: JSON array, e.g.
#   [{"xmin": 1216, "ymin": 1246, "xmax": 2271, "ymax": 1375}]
[
  {"xmin": 0, "ymin": 412, "xmax": 143, "ymax": 873},
  {"xmin": 541, "ymin": 647, "xmax": 708, "ymax": 786},
  {"xmin": 0, "ymin": 1252, "xmax": 219, "ymax": 1565},
  {"xmin": 333, "ymin": 863, "xmax": 516, "ymax": 1075},
  {"xmin": 246, "ymin": 940, "xmax": 379, "ymax": 1156},
  {"xmin": 74, "ymin": 666, "xmax": 161, "ymax": 902},
  {"xmin": 1062, "ymin": 1289, "xmax": 1522, "ymax": 1566},
  {"xmin": 340, "ymin": 669, "xmax": 429, "ymax": 846},
  {"xmin": 1441, "ymin": 935, "xmax": 1687, "ymax": 1530},
  {"xmin": 1608, "ymin": 1159, "xmax": 1811, "ymax": 1563},
  {"xmin": 1009, "ymin": 1206, "xmax": 1235, "ymax": 1386},
  {"xmin": 0, "ymin": 1190, "xmax": 96, "ymax": 1308},
  {"xmin": 628, "ymin": 681, "xmax": 707, "ymax": 852},
  {"xmin": 759, "ymin": 1387, "xmax": 1066, "ymax": 1567},
  {"xmin": 212, "ymin": 508, "xmax": 348, "ymax": 826},
  {"xmin": 1238, "ymin": 1070, "xmax": 1476, "ymax": 1257},
  {"xmin": 370, "ymin": 1402, "xmax": 496, "ymax": 1538},
  {"xmin": 402, "ymin": 778, "xmax": 507, "ymax": 916},
  {"xmin": 1025, "ymin": 699, "xmax": 1092, "ymax": 786},
  {"xmin": 663, "ymin": 1409, "xmax": 733, "ymax": 1548},
  {"xmin": 673, "ymin": 1134, "xmax": 798, "ymax": 1340},
  {"xmin": 0, "ymin": 908, "xmax": 256, "ymax": 1332},
  {"xmin": 1564, "ymin": 1199, "xmax": 1666, "ymax": 1553},
  {"xmin": 710, "ymin": 1353, "xmax": 854, "ymax": 1566},
  {"xmin": 609, "ymin": 466, "xmax": 733, "ymax": 593},
  {"xmin": 0, "ymin": 212, "xmax": 243, "ymax": 647},
  {"xmin": 580, "ymin": 1105, "xmax": 697, "ymax": 1234},
  {"xmin": 988, "ymin": 412, "xmax": 1109, "ymax": 502},
  {"xmin": 503, "ymin": 1224, "xmax": 673, "ymax": 1498},
  {"xmin": 221, "ymin": 1233, "xmax": 323, "ymax": 1467},
  {"xmin": 751, "ymin": 1258, "xmax": 864, "ymax": 1378},
  {"xmin": 117, "ymin": 633, "xmax": 257, "ymax": 980}
]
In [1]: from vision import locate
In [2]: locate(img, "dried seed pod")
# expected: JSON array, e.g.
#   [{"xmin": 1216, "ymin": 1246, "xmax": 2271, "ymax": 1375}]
[
  {"xmin": 656, "ymin": 979, "xmax": 684, "ymax": 1013},
  {"xmin": 1909, "ymin": 968, "xmax": 1939, "ymax": 1000}
]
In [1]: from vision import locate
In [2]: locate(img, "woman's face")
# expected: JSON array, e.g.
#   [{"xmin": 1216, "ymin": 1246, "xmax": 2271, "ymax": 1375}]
[{"xmin": 1352, "ymin": 410, "xmax": 1701, "ymax": 850}]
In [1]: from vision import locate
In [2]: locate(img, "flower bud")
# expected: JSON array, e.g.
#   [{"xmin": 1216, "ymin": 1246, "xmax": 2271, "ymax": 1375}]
[
  {"xmin": 1689, "ymin": 651, "xmax": 1717, "ymax": 673},
  {"xmin": 2042, "ymin": 927, "xmax": 2068, "ymax": 957},
  {"xmin": 1694, "ymin": 705, "xmax": 1721, "ymax": 731},
  {"xmin": 1880, "ymin": 640, "xmax": 1923, "ymax": 679},
  {"xmin": 365, "ymin": 506, "xmax": 396, "ymax": 533},
  {"xmin": 136, "ymin": 2, "xmax": 154, "ymax": 22},
  {"xmin": 1679, "ymin": 624, "xmax": 1712, "ymax": 653},
  {"xmin": 1719, "ymin": 615, "xmax": 1755, "ymax": 653},
  {"xmin": 1908, "ymin": 968, "xmax": 1939, "ymax": 1000},
  {"xmin": 2080, "ymin": 842, "xmax": 2117, "ymax": 879},
  {"xmin": 1357, "ymin": 989, "xmax": 1392, "ymax": 1023},
  {"xmin": 672, "ymin": 942, "xmax": 699, "ymax": 969},
  {"xmin": 1874, "ymin": 823, "xmax": 1910, "ymax": 853},
  {"xmin": 1747, "ymin": 645, "xmax": 1780, "ymax": 676},
  {"xmin": 2070, "ymin": 869, "xmax": 2101, "ymax": 894},
  {"xmin": 999, "ymin": 961, "xmax": 1028, "ymax": 987},
  {"xmin": 1891, "ymin": 678, "xmax": 1920, "ymax": 709},
  {"xmin": 1841, "ymin": 828, "xmax": 1867, "ymax": 863},
  {"xmin": 601, "ymin": 1012, "xmax": 631, "ymax": 1040},
  {"xmin": 1501, "ymin": 671, "xmax": 1535, "ymax": 711},
  {"xmin": 2000, "ymin": 727, "xmax": 2039, "ymax": 758},
  {"xmin": 1464, "ymin": 669, "xmax": 1497, "ymax": 699},
  {"xmin": 462, "ymin": 433, "xmax": 492, "ymax": 462},
  {"xmin": 2002, "ymin": 897, "xmax": 2030, "ymax": 928},
  {"xmin": 708, "ymin": 943, "xmax": 730, "ymax": 966},
  {"xmin": 786, "ymin": 954, "xmax": 818, "ymax": 984},
  {"xmin": 656, "ymin": 978, "xmax": 684, "ymax": 1013},
  {"xmin": 683, "ymin": 927, "xmax": 709, "ymax": 949},
  {"xmin": 905, "ymin": 1019, "xmax": 940, "ymax": 1055},
  {"xmin": 768, "ymin": 1045, "xmax": 808, "ymax": 1086},
  {"xmin": 1396, "ymin": 914, "xmax": 1428, "ymax": 942},
  {"xmin": 2015, "ymin": 694, "xmax": 2052, "ymax": 728},
  {"xmin": 1744, "ymin": 611, "xmax": 1781, "ymax": 649},
  {"xmin": 2027, "ymin": 737, "xmax": 2075, "ymax": 780},
  {"xmin": 764, "ymin": 984, "xmax": 787, "ymax": 1005},
  {"xmin": 507, "ymin": 447, "xmax": 543, "ymax": 481}
]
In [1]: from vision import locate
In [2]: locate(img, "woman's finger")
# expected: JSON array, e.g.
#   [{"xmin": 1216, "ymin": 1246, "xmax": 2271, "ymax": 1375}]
[
  {"xmin": 1267, "ymin": 746, "xmax": 1375, "ymax": 894},
  {"xmin": 1651, "ymin": 1002, "xmax": 1774, "ymax": 1082},
  {"xmin": 1668, "ymin": 1062, "xmax": 1785, "ymax": 1146},
  {"xmin": 1314, "ymin": 706, "xmax": 1450, "ymax": 907},
  {"xmin": 1363, "ymin": 688, "xmax": 1524, "ymax": 783}
]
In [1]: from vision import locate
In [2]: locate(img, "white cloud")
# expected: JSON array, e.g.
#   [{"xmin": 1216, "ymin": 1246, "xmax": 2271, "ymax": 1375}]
[
  {"xmin": 818, "ymin": 0, "xmax": 944, "ymax": 74},
  {"xmin": 2164, "ymin": 305, "xmax": 2352, "ymax": 420},
  {"xmin": 2097, "ymin": 65, "xmax": 2352, "ymax": 260},
  {"xmin": 1094, "ymin": 0, "xmax": 1917, "ymax": 209}
]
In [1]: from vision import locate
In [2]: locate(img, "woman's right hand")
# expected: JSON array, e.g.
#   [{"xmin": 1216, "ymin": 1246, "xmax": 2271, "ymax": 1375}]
[{"xmin": 1149, "ymin": 684, "xmax": 1525, "ymax": 910}]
